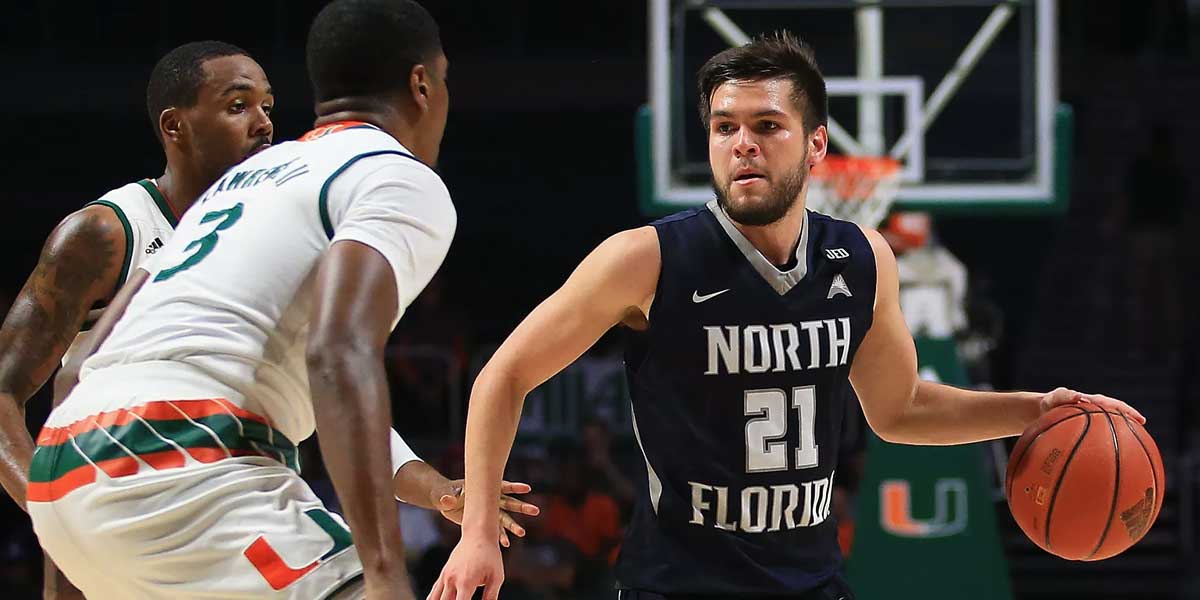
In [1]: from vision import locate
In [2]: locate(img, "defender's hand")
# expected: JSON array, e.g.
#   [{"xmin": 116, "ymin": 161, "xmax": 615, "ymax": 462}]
[
  {"xmin": 1039, "ymin": 387, "xmax": 1146, "ymax": 424},
  {"xmin": 432, "ymin": 480, "xmax": 540, "ymax": 547}
]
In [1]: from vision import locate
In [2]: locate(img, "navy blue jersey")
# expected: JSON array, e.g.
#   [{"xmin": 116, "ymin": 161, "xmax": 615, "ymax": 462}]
[{"xmin": 616, "ymin": 201, "xmax": 877, "ymax": 595}]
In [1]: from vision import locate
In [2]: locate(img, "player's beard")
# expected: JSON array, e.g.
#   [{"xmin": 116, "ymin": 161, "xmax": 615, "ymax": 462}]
[
  {"xmin": 244, "ymin": 136, "xmax": 272, "ymax": 160},
  {"xmin": 713, "ymin": 156, "xmax": 809, "ymax": 227}
]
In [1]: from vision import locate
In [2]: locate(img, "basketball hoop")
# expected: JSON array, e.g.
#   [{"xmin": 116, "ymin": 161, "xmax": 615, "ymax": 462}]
[{"xmin": 807, "ymin": 156, "xmax": 901, "ymax": 229}]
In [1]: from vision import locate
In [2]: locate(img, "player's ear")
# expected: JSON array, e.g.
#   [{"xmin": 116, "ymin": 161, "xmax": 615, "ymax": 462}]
[
  {"xmin": 159, "ymin": 107, "xmax": 184, "ymax": 144},
  {"xmin": 409, "ymin": 64, "xmax": 430, "ymax": 113},
  {"xmin": 808, "ymin": 124, "xmax": 829, "ymax": 166}
]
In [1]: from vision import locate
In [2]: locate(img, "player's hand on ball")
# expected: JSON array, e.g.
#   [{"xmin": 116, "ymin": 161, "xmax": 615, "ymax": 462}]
[
  {"xmin": 433, "ymin": 479, "xmax": 540, "ymax": 547},
  {"xmin": 1039, "ymin": 387, "xmax": 1146, "ymax": 424},
  {"xmin": 428, "ymin": 536, "xmax": 504, "ymax": 600}
]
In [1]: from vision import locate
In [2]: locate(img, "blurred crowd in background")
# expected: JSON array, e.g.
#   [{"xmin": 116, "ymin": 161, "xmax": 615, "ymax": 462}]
[{"xmin": 1, "ymin": 1, "xmax": 1199, "ymax": 598}]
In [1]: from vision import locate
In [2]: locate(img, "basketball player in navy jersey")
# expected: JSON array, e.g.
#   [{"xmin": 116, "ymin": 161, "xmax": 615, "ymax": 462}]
[{"xmin": 431, "ymin": 32, "xmax": 1143, "ymax": 600}]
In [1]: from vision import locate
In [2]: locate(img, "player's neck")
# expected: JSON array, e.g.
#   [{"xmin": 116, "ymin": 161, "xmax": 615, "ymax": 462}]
[
  {"xmin": 731, "ymin": 201, "xmax": 807, "ymax": 267},
  {"xmin": 314, "ymin": 100, "xmax": 426, "ymax": 163},
  {"xmin": 314, "ymin": 108, "xmax": 388, "ymax": 131},
  {"xmin": 153, "ymin": 168, "xmax": 200, "ymax": 219}
]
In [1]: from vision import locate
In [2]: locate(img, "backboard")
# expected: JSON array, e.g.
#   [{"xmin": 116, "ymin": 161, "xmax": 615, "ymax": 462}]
[{"xmin": 638, "ymin": 0, "xmax": 1071, "ymax": 217}]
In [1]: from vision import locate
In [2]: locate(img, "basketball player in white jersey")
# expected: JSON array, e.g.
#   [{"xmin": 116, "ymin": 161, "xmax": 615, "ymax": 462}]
[
  {"xmin": 0, "ymin": 39, "xmax": 271, "ymax": 513},
  {"xmin": 31, "ymin": 1, "xmax": 516, "ymax": 598},
  {"xmin": 0, "ymin": 40, "xmax": 273, "ymax": 598}
]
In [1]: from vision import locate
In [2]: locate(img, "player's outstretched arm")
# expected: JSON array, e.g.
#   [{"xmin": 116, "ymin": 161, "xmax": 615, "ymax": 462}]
[
  {"xmin": 0, "ymin": 205, "xmax": 126, "ymax": 510},
  {"xmin": 429, "ymin": 226, "xmax": 660, "ymax": 600},
  {"xmin": 391, "ymin": 458, "xmax": 540, "ymax": 547},
  {"xmin": 308, "ymin": 240, "xmax": 412, "ymax": 599},
  {"xmin": 849, "ymin": 228, "xmax": 1144, "ymax": 446}
]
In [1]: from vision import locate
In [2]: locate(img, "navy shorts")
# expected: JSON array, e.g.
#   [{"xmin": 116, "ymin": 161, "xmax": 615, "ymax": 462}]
[{"xmin": 617, "ymin": 573, "xmax": 855, "ymax": 600}]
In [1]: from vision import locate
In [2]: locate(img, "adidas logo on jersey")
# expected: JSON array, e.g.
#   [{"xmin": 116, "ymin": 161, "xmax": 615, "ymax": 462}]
[
  {"xmin": 827, "ymin": 274, "xmax": 851, "ymax": 299},
  {"xmin": 145, "ymin": 237, "xmax": 164, "ymax": 254}
]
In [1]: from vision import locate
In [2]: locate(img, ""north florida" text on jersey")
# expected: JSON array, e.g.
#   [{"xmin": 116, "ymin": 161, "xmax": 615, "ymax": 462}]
[
  {"xmin": 688, "ymin": 472, "xmax": 835, "ymax": 533},
  {"xmin": 703, "ymin": 318, "xmax": 851, "ymax": 375}
]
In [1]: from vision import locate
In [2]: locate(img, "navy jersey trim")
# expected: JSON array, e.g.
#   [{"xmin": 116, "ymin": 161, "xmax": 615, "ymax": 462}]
[{"xmin": 706, "ymin": 200, "xmax": 811, "ymax": 295}]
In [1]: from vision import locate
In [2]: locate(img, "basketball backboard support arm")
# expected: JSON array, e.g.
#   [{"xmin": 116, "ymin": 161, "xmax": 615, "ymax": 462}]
[
  {"xmin": 642, "ymin": 0, "xmax": 1069, "ymax": 215},
  {"xmin": 697, "ymin": 5, "xmax": 869, "ymax": 156},
  {"xmin": 856, "ymin": 2, "xmax": 885, "ymax": 156},
  {"xmin": 889, "ymin": 3, "xmax": 1015, "ymax": 162}
]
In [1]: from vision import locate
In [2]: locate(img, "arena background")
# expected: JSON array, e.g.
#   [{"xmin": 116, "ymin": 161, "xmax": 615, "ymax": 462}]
[{"xmin": 0, "ymin": 1, "xmax": 1197, "ymax": 598}]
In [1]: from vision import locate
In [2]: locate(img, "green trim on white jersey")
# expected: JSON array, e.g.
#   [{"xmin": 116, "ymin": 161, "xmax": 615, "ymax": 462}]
[{"xmin": 84, "ymin": 199, "xmax": 133, "ymax": 298}]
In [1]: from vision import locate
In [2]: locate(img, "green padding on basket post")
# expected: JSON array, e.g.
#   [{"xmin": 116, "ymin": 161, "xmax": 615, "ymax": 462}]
[
  {"xmin": 635, "ymin": 104, "xmax": 662, "ymax": 217},
  {"xmin": 846, "ymin": 338, "xmax": 1013, "ymax": 600}
]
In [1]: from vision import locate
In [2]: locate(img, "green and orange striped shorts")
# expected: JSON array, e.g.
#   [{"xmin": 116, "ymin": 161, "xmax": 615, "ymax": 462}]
[{"xmin": 30, "ymin": 398, "xmax": 298, "ymax": 503}]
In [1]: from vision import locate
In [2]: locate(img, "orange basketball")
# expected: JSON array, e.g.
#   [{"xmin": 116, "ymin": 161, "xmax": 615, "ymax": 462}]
[{"xmin": 1005, "ymin": 403, "xmax": 1165, "ymax": 561}]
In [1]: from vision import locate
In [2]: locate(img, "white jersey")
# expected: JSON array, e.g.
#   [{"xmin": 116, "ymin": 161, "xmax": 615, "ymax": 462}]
[
  {"xmin": 896, "ymin": 243, "xmax": 968, "ymax": 339},
  {"xmin": 52, "ymin": 122, "xmax": 456, "ymax": 452},
  {"xmin": 62, "ymin": 179, "xmax": 178, "ymax": 365}
]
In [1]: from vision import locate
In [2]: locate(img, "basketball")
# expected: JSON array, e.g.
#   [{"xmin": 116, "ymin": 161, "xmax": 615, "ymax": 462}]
[{"xmin": 1005, "ymin": 404, "xmax": 1165, "ymax": 561}]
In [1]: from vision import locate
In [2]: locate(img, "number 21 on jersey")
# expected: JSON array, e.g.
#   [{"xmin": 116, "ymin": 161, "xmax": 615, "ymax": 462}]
[{"xmin": 744, "ymin": 386, "xmax": 818, "ymax": 473}]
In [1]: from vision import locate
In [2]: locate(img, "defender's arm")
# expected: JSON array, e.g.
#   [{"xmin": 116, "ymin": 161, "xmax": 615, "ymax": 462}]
[
  {"xmin": 0, "ymin": 206, "xmax": 126, "ymax": 510},
  {"xmin": 307, "ymin": 240, "xmax": 411, "ymax": 594}
]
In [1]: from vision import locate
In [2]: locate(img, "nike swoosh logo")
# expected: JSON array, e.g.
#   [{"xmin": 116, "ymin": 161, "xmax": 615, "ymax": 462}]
[{"xmin": 692, "ymin": 289, "xmax": 731, "ymax": 303}]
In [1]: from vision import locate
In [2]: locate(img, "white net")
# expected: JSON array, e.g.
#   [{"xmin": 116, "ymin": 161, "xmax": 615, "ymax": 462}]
[{"xmin": 806, "ymin": 156, "xmax": 902, "ymax": 228}]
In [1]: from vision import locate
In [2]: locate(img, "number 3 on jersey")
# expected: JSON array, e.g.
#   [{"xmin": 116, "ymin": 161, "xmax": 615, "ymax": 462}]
[
  {"xmin": 744, "ymin": 386, "xmax": 818, "ymax": 473},
  {"xmin": 155, "ymin": 203, "xmax": 244, "ymax": 282}
]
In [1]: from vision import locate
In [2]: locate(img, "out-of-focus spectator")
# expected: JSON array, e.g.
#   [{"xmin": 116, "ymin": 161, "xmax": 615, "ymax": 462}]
[
  {"xmin": 392, "ymin": 274, "xmax": 472, "ymax": 361},
  {"xmin": 959, "ymin": 274, "xmax": 1005, "ymax": 390},
  {"xmin": 581, "ymin": 416, "xmax": 635, "ymax": 509},
  {"xmin": 502, "ymin": 490, "xmax": 578, "ymax": 600},
  {"xmin": 399, "ymin": 502, "xmax": 442, "ymax": 570},
  {"xmin": 882, "ymin": 212, "xmax": 1005, "ymax": 387},
  {"xmin": 387, "ymin": 274, "xmax": 471, "ymax": 438},
  {"xmin": 1116, "ymin": 124, "xmax": 1188, "ymax": 357},
  {"xmin": 881, "ymin": 212, "xmax": 969, "ymax": 340},
  {"xmin": 543, "ymin": 446, "xmax": 622, "ymax": 598}
]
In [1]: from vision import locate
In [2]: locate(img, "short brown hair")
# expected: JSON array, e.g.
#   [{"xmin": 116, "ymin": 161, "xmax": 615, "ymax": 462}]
[{"xmin": 696, "ymin": 31, "xmax": 828, "ymax": 134}]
